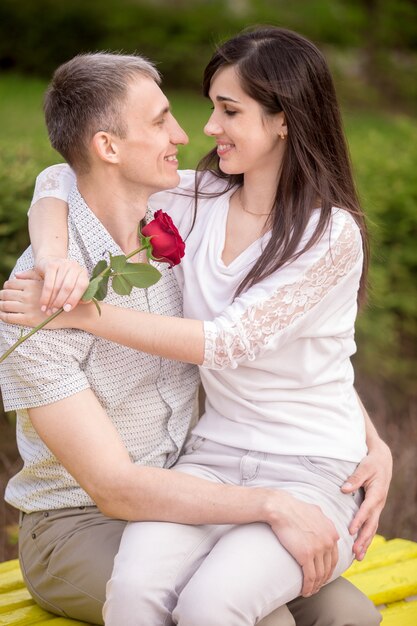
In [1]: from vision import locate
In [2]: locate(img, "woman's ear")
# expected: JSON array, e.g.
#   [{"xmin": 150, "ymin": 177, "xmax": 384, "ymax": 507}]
[
  {"xmin": 277, "ymin": 112, "xmax": 287, "ymax": 140},
  {"xmin": 91, "ymin": 131, "xmax": 120, "ymax": 164}
]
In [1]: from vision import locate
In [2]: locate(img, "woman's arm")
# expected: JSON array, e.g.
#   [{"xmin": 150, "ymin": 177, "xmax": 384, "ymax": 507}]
[
  {"xmin": 2, "ymin": 214, "xmax": 363, "ymax": 368},
  {"xmin": 26, "ymin": 164, "xmax": 89, "ymax": 313}
]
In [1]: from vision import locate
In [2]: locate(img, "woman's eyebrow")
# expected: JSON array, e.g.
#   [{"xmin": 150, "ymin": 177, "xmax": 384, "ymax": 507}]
[{"xmin": 215, "ymin": 95, "xmax": 240, "ymax": 104}]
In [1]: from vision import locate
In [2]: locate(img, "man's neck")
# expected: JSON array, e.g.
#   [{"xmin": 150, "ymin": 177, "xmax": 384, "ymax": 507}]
[{"xmin": 77, "ymin": 171, "xmax": 149, "ymax": 255}]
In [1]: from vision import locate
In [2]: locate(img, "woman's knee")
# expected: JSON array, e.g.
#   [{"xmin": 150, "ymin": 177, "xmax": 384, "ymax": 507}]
[{"xmin": 174, "ymin": 588, "xmax": 248, "ymax": 626}]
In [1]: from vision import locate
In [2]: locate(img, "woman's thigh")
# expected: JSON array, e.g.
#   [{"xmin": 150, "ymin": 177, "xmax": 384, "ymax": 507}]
[
  {"xmin": 103, "ymin": 518, "xmax": 233, "ymax": 624},
  {"xmin": 173, "ymin": 522, "xmax": 303, "ymax": 626}
]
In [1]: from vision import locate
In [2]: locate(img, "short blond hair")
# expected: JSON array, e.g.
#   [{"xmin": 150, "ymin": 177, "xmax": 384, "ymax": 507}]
[{"xmin": 44, "ymin": 52, "xmax": 160, "ymax": 172}]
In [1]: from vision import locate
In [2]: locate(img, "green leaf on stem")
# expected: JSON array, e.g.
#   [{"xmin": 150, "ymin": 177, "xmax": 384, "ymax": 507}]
[
  {"xmin": 110, "ymin": 254, "xmax": 128, "ymax": 273},
  {"xmin": 91, "ymin": 298, "xmax": 102, "ymax": 315},
  {"xmin": 82, "ymin": 276, "xmax": 103, "ymax": 301},
  {"xmin": 112, "ymin": 274, "xmax": 133, "ymax": 296},
  {"xmin": 119, "ymin": 263, "xmax": 161, "ymax": 288},
  {"xmin": 91, "ymin": 259, "xmax": 108, "ymax": 278},
  {"xmin": 95, "ymin": 276, "xmax": 109, "ymax": 301}
]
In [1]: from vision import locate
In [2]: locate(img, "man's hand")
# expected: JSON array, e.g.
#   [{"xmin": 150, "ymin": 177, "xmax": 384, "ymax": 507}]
[
  {"xmin": 33, "ymin": 256, "xmax": 89, "ymax": 314},
  {"xmin": 0, "ymin": 272, "xmax": 77, "ymax": 329},
  {"xmin": 341, "ymin": 438, "xmax": 392, "ymax": 560},
  {"xmin": 267, "ymin": 492, "xmax": 339, "ymax": 598}
]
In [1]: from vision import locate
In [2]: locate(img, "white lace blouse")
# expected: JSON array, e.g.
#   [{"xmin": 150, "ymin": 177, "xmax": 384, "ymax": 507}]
[{"xmin": 32, "ymin": 165, "xmax": 367, "ymax": 462}]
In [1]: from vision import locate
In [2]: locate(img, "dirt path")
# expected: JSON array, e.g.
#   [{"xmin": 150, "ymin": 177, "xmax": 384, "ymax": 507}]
[{"xmin": 0, "ymin": 414, "xmax": 20, "ymax": 562}]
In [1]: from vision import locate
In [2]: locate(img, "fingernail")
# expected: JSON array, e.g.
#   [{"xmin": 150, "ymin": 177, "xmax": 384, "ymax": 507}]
[
  {"xmin": 342, "ymin": 481, "xmax": 353, "ymax": 490},
  {"xmin": 41, "ymin": 306, "xmax": 47, "ymax": 312},
  {"xmin": 63, "ymin": 304, "xmax": 72, "ymax": 312},
  {"xmin": 52, "ymin": 308, "xmax": 58, "ymax": 314}
]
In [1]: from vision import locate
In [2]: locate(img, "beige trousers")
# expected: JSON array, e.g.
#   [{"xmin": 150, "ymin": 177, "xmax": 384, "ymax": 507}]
[{"xmin": 19, "ymin": 506, "xmax": 380, "ymax": 626}]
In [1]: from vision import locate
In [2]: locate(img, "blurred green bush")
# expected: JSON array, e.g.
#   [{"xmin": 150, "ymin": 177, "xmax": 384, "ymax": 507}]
[
  {"xmin": 348, "ymin": 115, "xmax": 417, "ymax": 399},
  {"xmin": 0, "ymin": 0, "xmax": 416, "ymax": 110}
]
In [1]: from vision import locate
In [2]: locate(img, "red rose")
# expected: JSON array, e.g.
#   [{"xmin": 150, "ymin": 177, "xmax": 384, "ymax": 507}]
[{"xmin": 141, "ymin": 210, "xmax": 185, "ymax": 267}]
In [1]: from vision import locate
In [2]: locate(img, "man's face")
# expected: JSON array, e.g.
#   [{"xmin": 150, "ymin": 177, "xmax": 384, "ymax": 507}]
[{"xmin": 116, "ymin": 76, "xmax": 189, "ymax": 195}]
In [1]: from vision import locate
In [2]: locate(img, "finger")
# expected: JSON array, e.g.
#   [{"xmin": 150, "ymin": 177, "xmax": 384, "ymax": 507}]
[
  {"xmin": 0, "ymin": 289, "xmax": 24, "ymax": 303},
  {"xmin": 0, "ymin": 310, "xmax": 25, "ymax": 325},
  {"xmin": 53, "ymin": 269, "xmax": 90, "ymax": 311},
  {"xmin": 341, "ymin": 469, "xmax": 369, "ymax": 493},
  {"xmin": 311, "ymin": 554, "xmax": 325, "ymax": 594},
  {"xmin": 330, "ymin": 542, "xmax": 338, "ymax": 577},
  {"xmin": 47, "ymin": 266, "xmax": 74, "ymax": 311},
  {"xmin": 0, "ymin": 299, "xmax": 27, "ymax": 314},
  {"xmin": 349, "ymin": 497, "xmax": 378, "ymax": 536},
  {"xmin": 353, "ymin": 518, "xmax": 378, "ymax": 560},
  {"xmin": 301, "ymin": 559, "xmax": 316, "ymax": 597},
  {"xmin": 15, "ymin": 269, "xmax": 42, "ymax": 280},
  {"xmin": 40, "ymin": 272, "xmax": 59, "ymax": 312},
  {"xmin": 3, "ymin": 278, "xmax": 27, "ymax": 291}
]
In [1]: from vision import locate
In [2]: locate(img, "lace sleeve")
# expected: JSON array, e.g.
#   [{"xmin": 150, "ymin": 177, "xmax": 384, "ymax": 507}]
[
  {"xmin": 29, "ymin": 163, "xmax": 76, "ymax": 211},
  {"xmin": 203, "ymin": 216, "xmax": 362, "ymax": 370}
]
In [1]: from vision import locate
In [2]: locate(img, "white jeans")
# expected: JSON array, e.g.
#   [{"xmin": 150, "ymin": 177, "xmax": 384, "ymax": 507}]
[{"xmin": 104, "ymin": 437, "xmax": 362, "ymax": 626}]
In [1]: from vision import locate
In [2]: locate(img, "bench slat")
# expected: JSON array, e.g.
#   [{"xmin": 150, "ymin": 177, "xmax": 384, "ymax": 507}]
[
  {"xmin": 0, "ymin": 604, "xmax": 55, "ymax": 625},
  {"xmin": 346, "ymin": 559, "xmax": 417, "ymax": 604},
  {"xmin": 0, "ymin": 588, "xmax": 33, "ymax": 614},
  {"xmin": 345, "ymin": 538, "xmax": 417, "ymax": 576},
  {"xmin": 379, "ymin": 600, "xmax": 417, "ymax": 626},
  {"xmin": 1, "ymin": 536, "xmax": 416, "ymax": 625}
]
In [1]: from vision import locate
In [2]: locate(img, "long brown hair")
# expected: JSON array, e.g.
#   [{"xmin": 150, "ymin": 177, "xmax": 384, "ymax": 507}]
[{"xmin": 196, "ymin": 27, "xmax": 369, "ymax": 304}]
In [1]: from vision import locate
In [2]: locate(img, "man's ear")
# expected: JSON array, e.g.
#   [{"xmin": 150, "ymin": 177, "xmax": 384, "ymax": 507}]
[{"xmin": 91, "ymin": 131, "xmax": 120, "ymax": 164}]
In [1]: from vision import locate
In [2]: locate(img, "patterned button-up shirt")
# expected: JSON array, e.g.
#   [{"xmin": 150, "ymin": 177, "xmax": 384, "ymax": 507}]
[{"xmin": 0, "ymin": 186, "xmax": 199, "ymax": 513}]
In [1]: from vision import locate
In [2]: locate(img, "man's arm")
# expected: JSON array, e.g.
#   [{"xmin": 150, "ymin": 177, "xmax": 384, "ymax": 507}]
[
  {"xmin": 342, "ymin": 394, "xmax": 392, "ymax": 560},
  {"xmin": 29, "ymin": 388, "xmax": 339, "ymax": 597}
]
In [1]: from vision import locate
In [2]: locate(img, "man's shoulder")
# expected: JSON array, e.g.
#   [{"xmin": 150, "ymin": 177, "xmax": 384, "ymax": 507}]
[{"xmin": 7, "ymin": 246, "xmax": 35, "ymax": 277}]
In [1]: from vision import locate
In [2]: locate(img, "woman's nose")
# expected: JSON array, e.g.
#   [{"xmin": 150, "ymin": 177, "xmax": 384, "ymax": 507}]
[{"xmin": 204, "ymin": 114, "xmax": 222, "ymax": 136}]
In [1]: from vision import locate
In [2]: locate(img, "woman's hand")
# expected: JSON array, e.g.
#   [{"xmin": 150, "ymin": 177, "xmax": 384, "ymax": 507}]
[
  {"xmin": 267, "ymin": 491, "xmax": 339, "ymax": 598},
  {"xmin": 0, "ymin": 272, "xmax": 75, "ymax": 330},
  {"xmin": 341, "ymin": 438, "xmax": 392, "ymax": 560},
  {"xmin": 32, "ymin": 256, "xmax": 89, "ymax": 315}
]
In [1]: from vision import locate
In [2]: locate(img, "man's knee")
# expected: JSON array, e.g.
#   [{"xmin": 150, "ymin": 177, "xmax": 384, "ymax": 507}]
[
  {"xmin": 287, "ymin": 577, "xmax": 381, "ymax": 626},
  {"xmin": 258, "ymin": 605, "xmax": 296, "ymax": 626}
]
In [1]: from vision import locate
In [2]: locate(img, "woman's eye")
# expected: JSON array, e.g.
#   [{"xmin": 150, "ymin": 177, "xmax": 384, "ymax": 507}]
[{"xmin": 224, "ymin": 109, "xmax": 237, "ymax": 117}]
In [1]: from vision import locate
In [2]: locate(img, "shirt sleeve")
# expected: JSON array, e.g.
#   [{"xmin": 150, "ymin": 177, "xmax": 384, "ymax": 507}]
[
  {"xmin": 0, "ymin": 251, "xmax": 91, "ymax": 411},
  {"xmin": 202, "ymin": 212, "xmax": 363, "ymax": 370},
  {"xmin": 29, "ymin": 163, "xmax": 76, "ymax": 211}
]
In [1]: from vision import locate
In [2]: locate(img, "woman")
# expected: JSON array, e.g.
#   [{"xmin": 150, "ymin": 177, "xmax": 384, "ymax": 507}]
[{"xmin": 1, "ymin": 27, "xmax": 389, "ymax": 625}]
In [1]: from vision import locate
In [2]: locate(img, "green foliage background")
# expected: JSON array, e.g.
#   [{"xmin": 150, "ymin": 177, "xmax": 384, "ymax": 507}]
[{"xmin": 0, "ymin": 0, "xmax": 416, "ymax": 545}]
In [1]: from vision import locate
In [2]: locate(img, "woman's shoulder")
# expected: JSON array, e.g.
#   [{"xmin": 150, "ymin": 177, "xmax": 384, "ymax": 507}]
[{"xmin": 176, "ymin": 169, "xmax": 230, "ymax": 195}]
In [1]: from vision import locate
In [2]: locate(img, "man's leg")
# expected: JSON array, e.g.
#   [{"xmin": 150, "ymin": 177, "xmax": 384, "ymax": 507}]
[
  {"xmin": 19, "ymin": 506, "xmax": 126, "ymax": 625},
  {"xmin": 258, "ymin": 606, "xmax": 296, "ymax": 626},
  {"xmin": 287, "ymin": 576, "xmax": 382, "ymax": 626}
]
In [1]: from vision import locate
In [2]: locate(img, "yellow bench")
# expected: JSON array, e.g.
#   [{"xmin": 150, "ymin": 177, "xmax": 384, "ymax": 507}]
[{"xmin": 0, "ymin": 535, "xmax": 416, "ymax": 625}]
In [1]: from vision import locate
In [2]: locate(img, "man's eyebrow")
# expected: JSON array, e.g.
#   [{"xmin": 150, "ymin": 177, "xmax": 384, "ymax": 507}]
[{"xmin": 152, "ymin": 105, "xmax": 171, "ymax": 121}]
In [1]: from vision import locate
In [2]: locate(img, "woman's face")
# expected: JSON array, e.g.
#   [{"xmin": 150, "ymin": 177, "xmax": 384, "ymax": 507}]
[{"xmin": 204, "ymin": 65, "xmax": 285, "ymax": 179}]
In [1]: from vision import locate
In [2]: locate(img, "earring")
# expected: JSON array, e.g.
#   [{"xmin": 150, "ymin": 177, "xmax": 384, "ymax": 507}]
[{"xmin": 280, "ymin": 132, "xmax": 286, "ymax": 140}]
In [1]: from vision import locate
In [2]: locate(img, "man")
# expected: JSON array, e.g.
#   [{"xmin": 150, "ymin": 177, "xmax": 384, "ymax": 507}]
[{"xmin": 0, "ymin": 53, "xmax": 382, "ymax": 625}]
